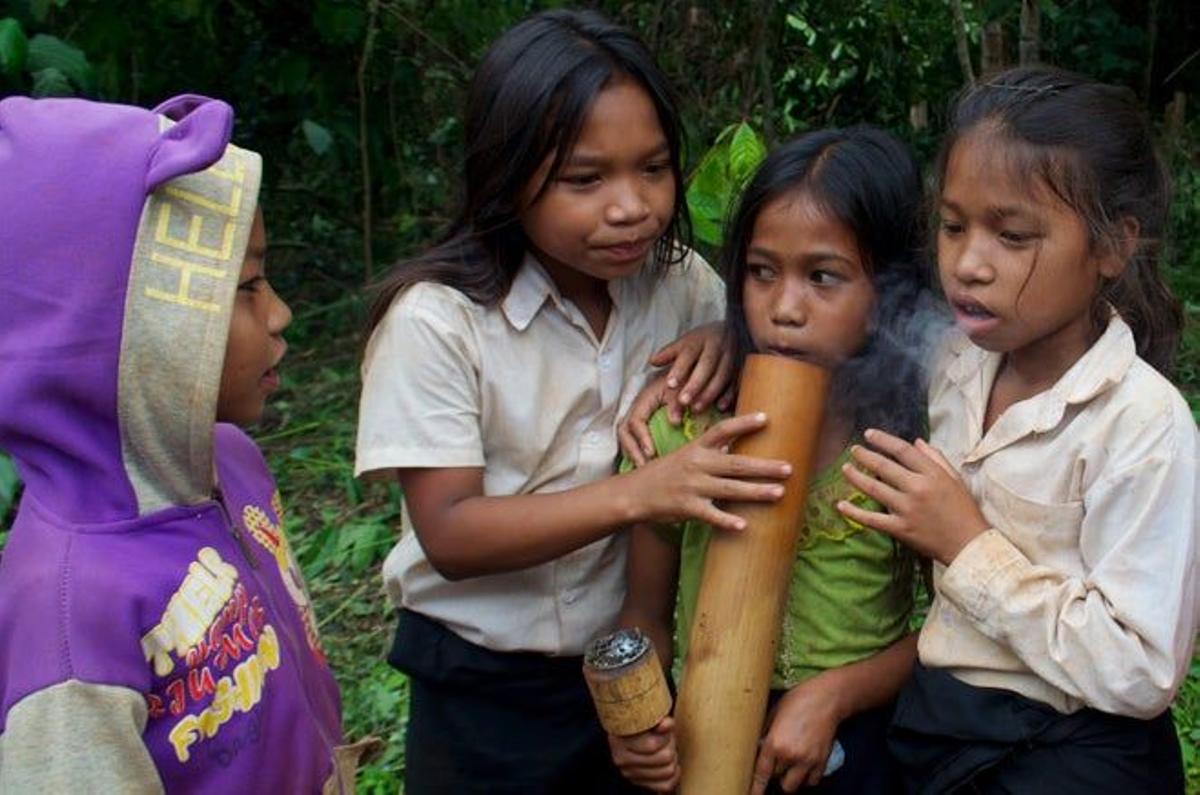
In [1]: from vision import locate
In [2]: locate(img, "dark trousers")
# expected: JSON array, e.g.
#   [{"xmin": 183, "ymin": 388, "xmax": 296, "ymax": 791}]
[
  {"xmin": 888, "ymin": 663, "xmax": 1185, "ymax": 794},
  {"xmin": 763, "ymin": 691, "xmax": 902, "ymax": 794},
  {"xmin": 389, "ymin": 609, "xmax": 640, "ymax": 795}
]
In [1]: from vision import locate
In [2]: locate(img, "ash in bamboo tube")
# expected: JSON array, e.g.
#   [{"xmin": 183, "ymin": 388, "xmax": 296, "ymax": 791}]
[
  {"xmin": 583, "ymin": 629, "xmax": 672, "ymax": 737},
  {"xmin": 673, "ymin": 354, "xmax": 830, "ymax": 794}
]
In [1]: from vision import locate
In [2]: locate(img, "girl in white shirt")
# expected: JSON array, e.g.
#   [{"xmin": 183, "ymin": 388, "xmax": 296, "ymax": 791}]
[
  {"xmin": 355, "ymin": 9, "xmax": 790, "ymax": 794},
  {"xmin": 838, "ymin": 66, "xmax": 1198, "ymax": 792}
]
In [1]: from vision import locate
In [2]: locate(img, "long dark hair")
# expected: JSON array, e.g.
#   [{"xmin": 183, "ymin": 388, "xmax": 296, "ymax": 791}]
[
  {"xmin": 365, "ymin": 9, "xmax": 689, "ymax": 337},
  {"xmin": 936, "ymin": 66, "xmax": 1182, "ymax": 377},
  {"xmin": 724, "ymin": 126, "xmax": 936, "ymax": 442}
]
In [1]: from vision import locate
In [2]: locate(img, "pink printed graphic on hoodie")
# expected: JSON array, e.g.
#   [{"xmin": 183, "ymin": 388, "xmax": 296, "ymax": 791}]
[{"xmin": 0, "ymin": 95, "xmax": 345, "ymax": 792}]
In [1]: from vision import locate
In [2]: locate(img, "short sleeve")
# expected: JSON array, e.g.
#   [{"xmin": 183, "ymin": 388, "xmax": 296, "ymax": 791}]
[{"xmin": 354, "ymin": 284, "xmax": 485, "ymax": 476}]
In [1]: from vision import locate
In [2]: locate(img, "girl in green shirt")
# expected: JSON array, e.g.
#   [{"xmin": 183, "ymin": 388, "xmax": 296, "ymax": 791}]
[{"xmin": 610, "ymin": 126, "xmax": 938, "ymax": 794}]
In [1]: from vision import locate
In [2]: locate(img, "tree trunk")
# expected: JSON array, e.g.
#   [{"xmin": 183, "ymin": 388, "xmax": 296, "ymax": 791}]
[
  {"xmin": 1142, "ymin": 0, "xmax": 1160, "ymax": 104},
  {"xmin": 950, "ymin": 0, "xmax": 976, "ymax": 86},
  {"xmin": 1166, "ymin": 91, "xmax": 1187, "ymax": 146},
  {"xmin": 909, "ymin": 100, "xmax": 929, "ymax": 131},
  {"xmin": 1019, "ymin": 0, "xmax": 1040, "ymax": 65},
  {"xmin": 981, "ymin": 20, "xmax": 1008, "ymax": 76}
]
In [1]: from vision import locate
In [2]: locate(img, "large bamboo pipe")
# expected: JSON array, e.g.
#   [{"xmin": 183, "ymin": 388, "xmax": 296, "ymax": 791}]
[{"xmin": 675, "ymin": 354, "xmax": 830, "ymax": 794}]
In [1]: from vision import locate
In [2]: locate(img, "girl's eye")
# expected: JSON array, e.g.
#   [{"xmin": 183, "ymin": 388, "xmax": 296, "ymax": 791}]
[
  {"xmin": 811, "ymin": 269, "xmax": 845, "ymax": 286},
  {"xmin": 559, "ymin": 172, "xmax": 600, "ymax": 187},
  {"xmin": 644, "ymin": 160, "xmax": 671, "ymax": 177},
  {"xmin": 238, "ymin": 276, "xmax": 266, "ymax": 293},
  {"xmin": 999, "ymin": 229, "xmax": 1038, "ymax": 245},
  {"xmin": 939, "ymin": 219, "xmax": 964, "ymax": 236},
  {"xmin": 747, "ymin": 264, "xmax": 776, "ymax": 282}
]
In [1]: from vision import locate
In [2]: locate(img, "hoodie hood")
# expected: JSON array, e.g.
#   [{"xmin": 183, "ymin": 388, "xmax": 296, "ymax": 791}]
[{"xmin": 0, "ymin": 94, "xmax": 262, "ymax": 523}]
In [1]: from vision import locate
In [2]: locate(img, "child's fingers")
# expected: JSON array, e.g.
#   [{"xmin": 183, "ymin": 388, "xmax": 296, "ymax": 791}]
[
  {"xmin": 750, "ymin": 747, "xmax": 777, "ymax": 795},
  {"xmin": 648, "ymin": 335, "xmax": 683, "ymax": 365},
  {"xmin": 662, "ymin": 340, "xmax": 701, "ymax": 392},
  {"xmin": 701, "ymin": 502, "xmax": 750, "ymax": 532},
  {"xmin": 617, "ymin": 422, "xmax": 649, "ymax": 468},
  {"xmin": 848, "ymin": 444, "xmax": 919, "ymax": 491},
  {"xmin": 840, "ymin": 461, "xmax": 905, "ymax": 510},
  {"xmin": 836, "ymin": 493, "xmax": 906, "ymax": 538},
  {"xmin": 717, "ymin": 384, "xmax": 735, "ymax": 412},
  {"xmin": 701, "ymin": 412, "xmax": 771, "ymax": 449},
  {"xmin": 711, "ymin": 452, "xmax": 792, "ymax": 482},
  {"xmin": 862, "ymin": 428, "xmax": 936, "ymax": 473},
  {"xmin": 678, "ymin": 339, "xmax": 722, "ymax": 407},
  {"xmin": 780, "ymin": 759, "xmax": 821, "ymax": 792},
  {"xmin": 915, "ymin": 438, "xmax": 958, "ymax": 478},
  {"xmin": 691, "ymin": 347, "xmax": 734, "ymax": 412}
]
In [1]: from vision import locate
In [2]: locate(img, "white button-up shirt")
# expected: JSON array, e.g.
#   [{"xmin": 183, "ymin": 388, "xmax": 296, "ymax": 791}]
[
  {"xmin": 919, "ymin": 316, "xmax": 1199, "ymax": 717},
  {"xmin": 356, "ymin": 250, "xmax": 724, "ymax": 655}
]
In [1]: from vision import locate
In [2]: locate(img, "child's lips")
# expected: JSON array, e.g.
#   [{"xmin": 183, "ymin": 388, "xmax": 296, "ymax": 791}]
[
  {"xmin": 951, "ymin": 297, "xmax": 1000, "ymax": 335},
  {"xmin": 766, "ymin": 346, "xmax": 818, "ymax": 365},
  {"xmin": 597, "ymin": 236, "xmax": 653, "ymax": 264},
  {"xmin": 261, "ymin": 367, "xmax": 281, "ymax": 392}
]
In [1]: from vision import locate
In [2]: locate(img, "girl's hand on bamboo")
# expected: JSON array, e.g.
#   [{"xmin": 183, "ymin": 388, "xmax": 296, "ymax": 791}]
[
  {"xmin": 750, "ymin": 676, "xmax": 842, "ymax": 794},
  {"xmin": 627, "ymin": 412, "xmax": 791, "ymax": 532},
  {"xmin": 607, "ymin": 717, "xmax": 680, "ymax": 793},
  {"xmin": 837, "ymin": 428, "xmax": 990, "ymax": 565}
]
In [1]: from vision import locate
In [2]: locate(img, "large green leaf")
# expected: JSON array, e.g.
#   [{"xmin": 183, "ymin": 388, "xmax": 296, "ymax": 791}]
[
  {"xmin": 27, "ymin": 34, "xmax": 93, "ymax": 93},
  {"xmin": 0, "ymin": 18, "xmax": 28, "ymax": 76},
  {"xmin": 30, "ymin": 66, "xmax": 72, "ymax": 97},
  {"xmin": 728, "ymin": 123, "xmax": 767, "ymax": 186},
  {"xmin": 302, "ymin": 120, "xmax": 335, "ymax": 156}
]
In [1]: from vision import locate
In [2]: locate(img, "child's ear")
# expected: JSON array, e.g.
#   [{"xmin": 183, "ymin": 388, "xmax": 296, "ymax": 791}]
[
  {"xmin": 1098, "ymin": 216, "xmax": 1140, "ymax": 280},
  {"xmin": 144, "ymin": 95, "xmax": 234, "ymax": 193}
]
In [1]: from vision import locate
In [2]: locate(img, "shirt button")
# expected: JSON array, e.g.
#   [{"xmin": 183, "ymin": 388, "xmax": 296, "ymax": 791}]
[{"xmin": 563, "ymin": 592, "xmax": 578, "ymax": 605}]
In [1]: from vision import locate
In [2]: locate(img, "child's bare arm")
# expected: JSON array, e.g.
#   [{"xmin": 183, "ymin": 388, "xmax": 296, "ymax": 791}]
[
  {"xmin": 751, "ymin": 633, "xmax": 919, "ymax": 794},
  {"xmin": 617, "ymin": 525, "xmax": 680, "ymax": 672},
  {"xmin": 608, "ymin": 525, "xmax": 682, "ymax": 791},
  {"xmin": 400, "ymin": 413, "xmax": 790, "ymax": 580}
]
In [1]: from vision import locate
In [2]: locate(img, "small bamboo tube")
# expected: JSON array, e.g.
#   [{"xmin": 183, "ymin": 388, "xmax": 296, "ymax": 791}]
[
  {"xmin": 583, "ymin": 629, "xmax": 673, "ymax": 736},
  {"xmin": 675, "ymin": 354, "xmax": 830, "ymax": 794}
]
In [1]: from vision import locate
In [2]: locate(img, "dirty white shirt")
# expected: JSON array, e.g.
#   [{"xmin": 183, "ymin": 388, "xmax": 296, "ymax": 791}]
[
  {"xmin": 919, "ymin": 315, "xmax": 1199, "ymax": 718},
  {"xmin": 355, "ymin": 249, "xmax": 724, "ymax": 655}
]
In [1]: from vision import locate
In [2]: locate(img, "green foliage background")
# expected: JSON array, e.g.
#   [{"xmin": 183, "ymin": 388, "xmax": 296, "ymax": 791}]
[{"xmin": 1, "ymin": 0, "xmax": 1199, "ymax": 790}]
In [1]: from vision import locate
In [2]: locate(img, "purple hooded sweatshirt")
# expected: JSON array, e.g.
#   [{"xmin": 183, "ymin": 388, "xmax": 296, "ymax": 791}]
[{"xmin": 0, "ymin": 95, "xmax": 353, "ymax": 793}]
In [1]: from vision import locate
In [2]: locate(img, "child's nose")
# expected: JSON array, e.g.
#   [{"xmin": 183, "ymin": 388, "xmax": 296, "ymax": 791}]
[
  {"xmin": 952, "ymin": 238, "xmax": 995, "ymax": 284},
  {"xmin": 605, "ymin": 179, "xmax": 651, "ymax": 225},
  {"xmin": 267, "ymin": 285, "xmax": 292, "ymax": 335},
  {"xmin": 772, "ymin": 283, "xmax": 808, "ymax": 326}
]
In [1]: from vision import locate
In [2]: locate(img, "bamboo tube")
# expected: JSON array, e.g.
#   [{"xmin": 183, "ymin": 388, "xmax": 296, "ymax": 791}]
[
  {"xmin": 675, "ymin": 354, "xmax": 830, "ymax": 794},
  {"xmin": 583, "ymin": 629, "xmax": 673, "ymax": 736}
]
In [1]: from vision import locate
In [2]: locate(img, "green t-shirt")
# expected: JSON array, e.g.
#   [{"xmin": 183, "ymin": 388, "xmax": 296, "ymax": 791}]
[{"xmin": 622, "ymin": 407, "xmax": 913, "ymax": 688}]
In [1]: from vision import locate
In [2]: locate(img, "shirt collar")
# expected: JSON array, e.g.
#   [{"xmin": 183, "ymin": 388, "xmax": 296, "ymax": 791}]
[
  {"xmin": 500, "ymin": 251, "xmax": 636, "ymax": 333},
  {"xmin": 500, "ymin": 253, "xmax": 556, "ymax": 332},
  {"xmin": 951, "ymin": 311, "xmax": 1136, "ymax": 459}
]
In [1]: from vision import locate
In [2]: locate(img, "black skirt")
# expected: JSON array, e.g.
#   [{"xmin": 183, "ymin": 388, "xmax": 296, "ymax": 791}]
[
  {"xmin": 388, "ymin": 608, "xmax": 640, "ymax": 795},
  {"xmin": 888, "ymin": 663, "xmax": 1185, "ymax": 794}
]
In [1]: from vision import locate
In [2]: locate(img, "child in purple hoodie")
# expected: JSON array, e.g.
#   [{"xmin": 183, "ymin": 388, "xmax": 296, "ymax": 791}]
[{"xmin": 0, "ymin": 95, "xmax": 369, "ymax": 792}]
